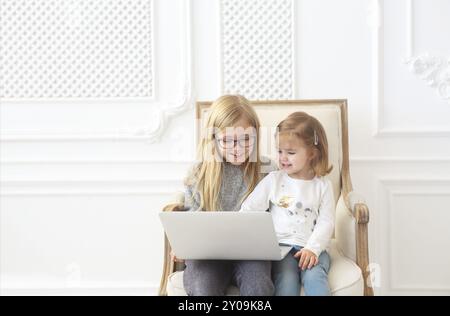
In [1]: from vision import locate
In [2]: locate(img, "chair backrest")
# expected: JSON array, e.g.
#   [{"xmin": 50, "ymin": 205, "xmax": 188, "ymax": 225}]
[{"xmin": 196, "ymin": 99, "xmax": 350, "ymax": 203}]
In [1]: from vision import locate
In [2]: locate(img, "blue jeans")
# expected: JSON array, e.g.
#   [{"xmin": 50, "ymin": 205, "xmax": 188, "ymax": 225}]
[{"xmin": 272, "ymin": 245, "xmax": 331, "ymax": 296}]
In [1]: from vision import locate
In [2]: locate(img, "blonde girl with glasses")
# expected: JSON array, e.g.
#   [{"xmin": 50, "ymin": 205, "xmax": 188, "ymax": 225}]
[{"xmin": 179, "ymin": 95, "xmax": 277, "ymax": 296}]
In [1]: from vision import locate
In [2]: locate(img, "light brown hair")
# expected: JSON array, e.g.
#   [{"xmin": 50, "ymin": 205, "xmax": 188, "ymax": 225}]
[{"xmin": 276, "ymin": 111, "xmax": 333, "ymax": 177}]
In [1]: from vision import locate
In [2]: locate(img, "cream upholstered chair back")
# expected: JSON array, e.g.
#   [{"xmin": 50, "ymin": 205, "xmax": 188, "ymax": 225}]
[{"xmin": 196, "ymin": 100, "xmax": 348, "ymax": 205}]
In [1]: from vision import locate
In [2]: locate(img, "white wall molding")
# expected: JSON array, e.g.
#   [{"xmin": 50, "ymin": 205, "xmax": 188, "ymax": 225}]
[
  {"xmin": 404, "ymin": 0, "xmax": 450, "ymax": 104},
  {"xmin": 132, "ymin": 0, "xmax": 194, "ymax": 143},
  {"xmin": 371, "ymin": 0, "xmax": 450, "ymax": 137},
  {"xmin": 350, "ymin": 156, "xmax": 450, "ymax": 163},
  {"xmin": 378, "ymin": 177, "xmax": 450, "ymax": 293},
  {"xmin": 0, "ymin": 0, "xmax": 194, "ymax": 144},
  {"xmin": 2, "ymin": 157, "xmax": 450, "ymax": 167},
  {"xmin": 0, "ymin": 284, "xmax": 158, "ymax": 296},
  {"xmin": 370, "ymin": 0, "xmax": 384, "ymax": 137},
  {"xmin": 0, "ymin": 159, "xmax": 194, "ymax": 165},
  {"xmin": 379, "ymin": 177, "xmax": 450, "ymax": 184},
  {"xmin": 1, "ymin": 191, "xmax": 175, "ymax": 197},
  {"xmin": 0, "ymin": 0, "xmax": 155, "ymax": 100},
  {"xmin": 0, "ymin": 178, "xmax": 183, "ymax": 196},
  {"xmin": 405, "ymin": 53, "xmax": 450, "ymax": 103}
]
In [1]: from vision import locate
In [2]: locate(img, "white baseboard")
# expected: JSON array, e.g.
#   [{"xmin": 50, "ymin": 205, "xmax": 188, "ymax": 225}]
[{"xmin": 1, "ymin": 285, "xmax": 159, "ymax": 296}]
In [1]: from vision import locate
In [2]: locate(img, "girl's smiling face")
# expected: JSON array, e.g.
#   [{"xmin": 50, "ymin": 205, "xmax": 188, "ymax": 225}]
[
  {"xmin": 215, "ymin": 117, "xmax": 256, "ymax": 165},
  {"xmin": 277, "ymin": 135, "xmax": 315, "ymax": 179}
]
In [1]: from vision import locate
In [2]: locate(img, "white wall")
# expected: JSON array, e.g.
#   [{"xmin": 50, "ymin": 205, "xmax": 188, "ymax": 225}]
[{"xmin": 1, "ymin": 0, "xmax": 449, "ymax": 295}]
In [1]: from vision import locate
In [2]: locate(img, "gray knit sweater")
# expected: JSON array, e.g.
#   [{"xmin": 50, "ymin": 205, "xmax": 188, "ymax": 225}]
[{"xmin": 185, "ymin": 158, "xmax": 277, "ymax": 212}]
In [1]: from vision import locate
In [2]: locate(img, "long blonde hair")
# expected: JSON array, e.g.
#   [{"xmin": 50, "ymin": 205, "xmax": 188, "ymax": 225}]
[{"xmin": 185, "ymin": 95, "xmax": 262, "ymax": 211}]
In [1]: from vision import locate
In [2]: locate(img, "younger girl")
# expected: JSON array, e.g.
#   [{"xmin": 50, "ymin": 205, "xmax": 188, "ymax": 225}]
[
  {"xmin": 182, "ymin": 95, "xmax": 276, "ymax": 296},
  {"xmin": 240, "ymin": 112, "xmax": 335, "ymax": 296}
]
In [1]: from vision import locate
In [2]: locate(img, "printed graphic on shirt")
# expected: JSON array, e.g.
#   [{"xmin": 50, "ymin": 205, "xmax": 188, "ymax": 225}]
[
  {"xmin": 302, "ymin": 207, "xmax": 318, "ymax": 232},
  {"xmin": 275, "ymin": 195, "xmax": 319, "ymax": 235},
  {"xmin": 276, "ymin": 195, "xmax": 294, "ymax": 208}
]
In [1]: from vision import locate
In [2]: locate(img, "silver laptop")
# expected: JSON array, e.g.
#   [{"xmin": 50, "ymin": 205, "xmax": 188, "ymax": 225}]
[{"xmin": 159, "ymin": 211, "xmax": 292, "ymax": 260}]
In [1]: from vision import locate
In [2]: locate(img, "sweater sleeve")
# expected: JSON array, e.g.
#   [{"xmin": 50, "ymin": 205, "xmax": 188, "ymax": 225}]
[
  {"xmin": 304, "ymin": 179, "xmax": 335, "ymax": 257},
  {"xmin": 184, "ymin": 184, "xmax": 201, "ymax": 212},
  {"xmin": 239, "ymin": 172, "xmax": 273, "ymax": 212}
]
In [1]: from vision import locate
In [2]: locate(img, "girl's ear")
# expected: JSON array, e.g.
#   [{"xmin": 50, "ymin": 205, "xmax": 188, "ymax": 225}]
[{"xmin": 308, "ymin": 147, "xmax": 318, "ymax": 160}]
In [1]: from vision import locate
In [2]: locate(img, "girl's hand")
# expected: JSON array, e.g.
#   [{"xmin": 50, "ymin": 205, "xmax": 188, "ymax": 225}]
[
  {"xmin": 294, "ymin": 249, "xmax": 318, "ymax": 270},
  {"xmin": 170, "ymin": 251, "xmax": 184, "ymax": 263}
]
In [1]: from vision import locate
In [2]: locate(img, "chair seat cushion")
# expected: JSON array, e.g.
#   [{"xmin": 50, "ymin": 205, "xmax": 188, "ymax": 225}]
[{"xmin": 166, "ymin": 239, "xmax": 363, "ymax": 296}]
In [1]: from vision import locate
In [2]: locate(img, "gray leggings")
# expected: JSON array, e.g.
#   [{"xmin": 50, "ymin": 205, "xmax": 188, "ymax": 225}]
[{"xmin": 183, "ymin": 259, "xmax": 274, "ymax": 296}]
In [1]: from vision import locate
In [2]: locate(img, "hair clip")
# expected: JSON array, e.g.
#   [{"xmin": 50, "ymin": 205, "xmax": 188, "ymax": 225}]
[{"xmin": 314, "ymin": 130, "xmax": 319, "ymax": 146}]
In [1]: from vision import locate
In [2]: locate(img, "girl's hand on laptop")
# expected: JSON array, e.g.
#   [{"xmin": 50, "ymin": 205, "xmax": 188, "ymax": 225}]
[
  {"xmin": 170, "ymin": 250, "xmax": 184, "ymax": 263},
  {"xmin": 294, "ymin": 249, "xmax": 318, "ymax": 270}
]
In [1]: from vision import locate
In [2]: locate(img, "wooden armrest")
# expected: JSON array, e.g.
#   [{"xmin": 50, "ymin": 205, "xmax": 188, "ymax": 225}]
[
  {"xmin": 344, "ymin": 191, "xmax": 370, "ymax": 224},
  {"xmin": 163, "ymin": 202, "xmax": 186, "ymax": 212},
  {"xmin": 340, "ymin": 191, "xmax": 373, "ymax": 295},
  {"xmin": 159, "ymin": 195, "xmax": 186, "ymax": 295},
  {"xmin": 162, "ymin": 190, "xmax": 185, "ymax": 212}
]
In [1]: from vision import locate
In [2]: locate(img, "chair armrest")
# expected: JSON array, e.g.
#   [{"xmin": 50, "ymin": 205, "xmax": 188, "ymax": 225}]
[
  {"xmin": 162, "ymin": 191, "xmax": 185, "ymax": 212},
  {"xmin": 159, "ymin": 191, "xmax": 186, "ymax": 296},
  {"xmin": 335, "ymin": 191, "xmax": 373, "ymax": 296},
  {"xmin": 345, "ymin": 191, "xmax": 370, "ymax": 224}
]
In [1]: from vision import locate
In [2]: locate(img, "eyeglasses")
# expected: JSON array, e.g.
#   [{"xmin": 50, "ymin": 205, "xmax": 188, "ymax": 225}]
[{"xmin": 215, "ymin": 135, "xmax": 256, "ymax": 149}]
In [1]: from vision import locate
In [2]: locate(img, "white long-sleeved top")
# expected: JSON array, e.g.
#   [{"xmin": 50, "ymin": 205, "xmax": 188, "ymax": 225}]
[{"xmin": 239, "ymin": 170, "xmax": 335, "ymax": 257}]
